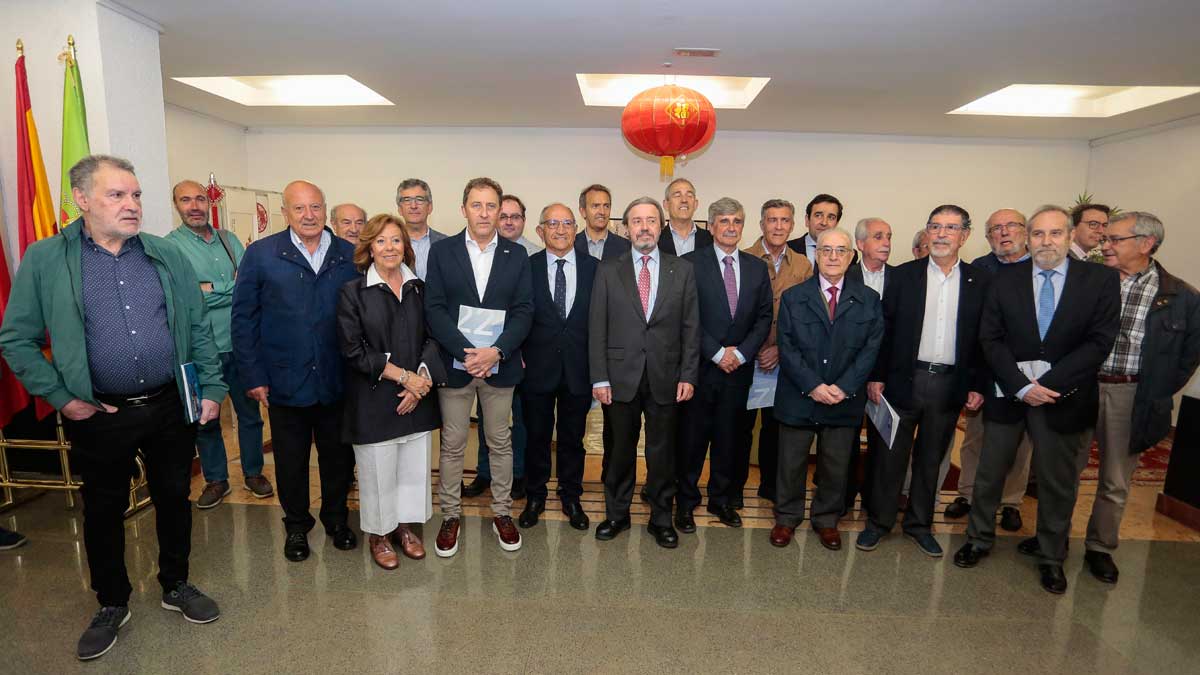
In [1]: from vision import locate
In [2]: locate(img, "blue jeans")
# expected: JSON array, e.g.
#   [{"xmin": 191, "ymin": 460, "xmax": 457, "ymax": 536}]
[
  {"xmin": 196, "ymin": 352, "xmax": 265, "ymax": 482},
  {"xmin": 476, "ymin": 390, "xmax": 525, "ymax": 480}
]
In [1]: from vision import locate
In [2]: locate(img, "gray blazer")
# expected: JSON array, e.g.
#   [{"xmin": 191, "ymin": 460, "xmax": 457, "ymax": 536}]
[{"xmin": 588, "ymin": 249, "xmax": 700, "ymax": 405}]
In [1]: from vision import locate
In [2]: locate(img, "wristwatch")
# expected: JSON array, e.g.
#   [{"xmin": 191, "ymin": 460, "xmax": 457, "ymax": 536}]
[{"xmin": 398, "ymin": 369, "xmax": 409, "ymax": 385}]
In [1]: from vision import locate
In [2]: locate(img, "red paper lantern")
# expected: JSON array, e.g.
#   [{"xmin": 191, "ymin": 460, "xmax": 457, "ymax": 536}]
[{"xmin": 621, "ymin": 84, "xmax": 716, "ymax": 178}]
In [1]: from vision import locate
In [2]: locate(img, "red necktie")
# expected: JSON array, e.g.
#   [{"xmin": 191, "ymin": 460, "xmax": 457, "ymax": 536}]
[
  {"xmin": 827, "ymin": 285, "xmax": 838, "ymax": 320},
  {"xmin": 638, "ymin": 255, "xmax": 652, "ymax": 316}
]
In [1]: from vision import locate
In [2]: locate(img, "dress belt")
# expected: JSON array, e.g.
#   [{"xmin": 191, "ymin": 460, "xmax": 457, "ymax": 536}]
[
  {"xmin": 1097, "ymin": 374, "xmax": 1138, "ymax": 384},
  {"xmin": 915, "ymin": 360, "xmax": 954, "ymax": 374}
]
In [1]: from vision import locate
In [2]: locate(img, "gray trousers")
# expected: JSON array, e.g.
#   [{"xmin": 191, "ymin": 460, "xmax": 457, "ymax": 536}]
[
  {"xmin": 967, "ymin": 407, "xmax": 1091, "ymax": 565},
  {"xmin": 775, "ymin": 423, "xmax": 855, "ymax": 529},
  {"xmin": 437, "ymin": 379, "xmax": 515, "ymax": 518},
  {"xmin": 956, "ymin": 409, "xmax": 1033, "ymax": 508},
  {"xmin": 1086, "ymin": 382, "xmax": 1140, "ymax": 554}
]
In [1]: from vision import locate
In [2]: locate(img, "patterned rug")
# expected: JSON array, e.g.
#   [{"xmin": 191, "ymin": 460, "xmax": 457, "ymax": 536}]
[{"xmin": 1079, "ymin": 437, "xmax": 1171, "ymax": 485}]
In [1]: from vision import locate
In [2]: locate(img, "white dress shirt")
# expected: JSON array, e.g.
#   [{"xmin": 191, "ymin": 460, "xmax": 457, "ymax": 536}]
[
  {"xmin": 545, "ymin": 249, "xmax": 578, "ymax": 317},
  {"xmin": 861, "ymin": 263, "xmax": 886, "ymax": 297},
  {"xmin": 917, "ymin": 258, "xmax": 961, "ymax": 365},
  {"xmin": 761, "ymin": 241, "xmax": 785, "ymax": 274},
  {"xmin": 464, "ymin": 229, "xmax": 498, "ymax": 299},
  {"xmin": 289, "ymin": 227, "xmax": 332, "ymax": 273},
  {"xmin": 713, "ymin": 247, "xmax": 746, "ymax": 366},
  {"xmin": 670, "ymin": 223, "xmax": 698, "ymax": 256}
]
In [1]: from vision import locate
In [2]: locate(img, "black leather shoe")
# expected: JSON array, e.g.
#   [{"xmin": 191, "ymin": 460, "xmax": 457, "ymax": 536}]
[
  {"xmin": 1039, "ymin": 564, "xmax": 1068, "ymax": 594},
  {"xmin": 563, "ymin": 502, "xmax": 590, "ymax": 531},
  {"xmin": 952, "ymin": 543, "xmax": 989, "ymax": 568},
  {"xmin": 1084, "ymin": 551, "xmax": 1119, "ymax": 584},
  {"xmin": 707, "ymin": 504, "xmax": 742, "ymax": 528},
  {"xmin": 284, "ymin": 532, "xmax": 310, "ymax": 562},
  {"xmin": 730, "ymin": 497, "xmax": 745, "ymax": 510},
  {"xmin": 1016, "ymin": 536, "xmax": 1061, "ymax": 557},
  {"xmin": 647, "ymin": 523, "xmax": 679, "ymax": 549},
  {"xmin": 944, "ymin": 497, "xmax": 971, "ymax": 519},
  {"xmin": 639, "ymin": 487, "xmax": 650, "ymax": 504},
  {"xmin": 595, "ymin": 517, "xmax": 631, "ymax": 541},
  {"xmin": 518, "ymin": 499, "xmax": 545, "ymax": 528},
  {"xmin": 331, "ymin": 526, "xmax": 357, "ymax": 551},
  {"xmin": 999, "ymin": 506, "xmax": 1023, "ymax": 532},
  {"xmin": 510, "ymin": 476, "xmax": 527, "ymax": 501},
  {"xmin": 674, "ymin": 510, "xmax": 697, "ymax": 534},
  {"xmin": 462, "ymin": 476, "xmax": 491, "ymax": 498}
]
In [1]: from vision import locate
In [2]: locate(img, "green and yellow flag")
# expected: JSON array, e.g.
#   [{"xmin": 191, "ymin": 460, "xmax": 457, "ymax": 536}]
[{"xmin": 59, "ymin": 37, "xmax": 89, "ymax": 225}]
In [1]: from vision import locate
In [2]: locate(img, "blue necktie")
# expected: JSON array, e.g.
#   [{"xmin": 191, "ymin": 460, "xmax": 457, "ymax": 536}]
[{"xmin": 1037, "ymin": 269, "xmax": 1056, "ymax": 340}]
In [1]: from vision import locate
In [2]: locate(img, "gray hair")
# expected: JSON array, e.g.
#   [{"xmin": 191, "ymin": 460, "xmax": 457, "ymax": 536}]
[
  {"xmin": 760, "ymin": 198, "xmax": 794, "ymax": 220},
  {"xmin": 1112, "ymin": 210, "xmax": 1165, "ymax": 254},
  {"xmin": 854, "ymin": 217, "xmax": 887, "ymax": 242},
  {"xmin": 395, "ymin": 178, "xmax": 432, "ymax": 205},
  {"xmin": 912, "ymin": 229, "xmax": 928, "ymax": 249},
  {"xmin": 69, "ymin": 154, "xmax": 136, "ymax": 194},
  {"xmin": 663, "ymin": 177, "xmax": 695, "ymax": 200},
  {"xmin": 816, "ymin": 228, "xmax": 852, "ymax": 248},
  {"xmin": 1029, "ymin": 204, "xmax": 1073, "ymax": 229},
  {"xmin": 330, "ymin": 203, "xmax": 365, "ymax": 221},
  {"xmin": 538, "ymin": 202, "xmax": 575, "ymax": 224},
  {"xmin": 622, "ymin": 196, "xmax": 665, "ymax": 227},
  {"xmin": 707, "ymin": 197, "xmax": 744, "ymax": 224}
]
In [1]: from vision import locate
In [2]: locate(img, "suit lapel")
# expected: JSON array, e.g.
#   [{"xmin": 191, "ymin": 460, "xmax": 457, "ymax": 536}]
[
  {"xmin": 568, "ymin": 256, "xmax": 594, "ymax": 322},
  {"xmin": 1017, "ymin": 266, "xmax": 1040, "ymax": 340},
  {"xmin": 618, "ymin": 252, "xmax": 648, "ymax": 323},
  {"xmin": 953, "ymin": 265, "xmax": 978, "ymax": 364},
  {"xmin": 911, "ymin": 264, "xmax": 929, "ymax": 347},
  {"xmin": 452, "ymin": 231, "xmax": 482, "ymax": 305},
  {"xmin": 480, "ymin": 240, "xmax": 511, "ymax": 304},
  {"xmin": 652, "ymin": 255, "xmax": 677, "ymax": 322},
  {"xmin": 1043, "ymin": 261, "xmax": 1083, "ymax": 342},
  {"xmin": 807, "ymin": 282, "xmax": 833, "ymax": 331}
]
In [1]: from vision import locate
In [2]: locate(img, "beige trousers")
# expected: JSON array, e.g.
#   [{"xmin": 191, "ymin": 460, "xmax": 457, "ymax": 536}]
[
  {"xmin": 437, "ymin": 379, "xmax": 515, "ymax": 518},
  {"xmin": 1086, "ymin": 382, "xmax": 1140, "ymax": 553}
]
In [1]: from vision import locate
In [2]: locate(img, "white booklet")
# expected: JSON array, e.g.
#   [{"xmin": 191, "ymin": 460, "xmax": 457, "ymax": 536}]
[
  {"xmin": 994, "ymin": 359, "xmax": 1052, "ymax": 397},
  {"xmin": 866, "ymin": 394, "xmax": 900, "ymax": 450},
  {"xmin": 746, "ymin": 367, "xmax": 778, "ymax": 410},
  {"xmin": 452, "ymin": 306, "xmax": 506, "ymax": 376}
]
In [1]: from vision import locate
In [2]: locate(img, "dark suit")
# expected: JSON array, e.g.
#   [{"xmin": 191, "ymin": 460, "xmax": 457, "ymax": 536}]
[
  {"xmin": 865, "ymin": 258, "xmax": 989, "ymax": 536},
  {"xmin": 575, "ymin": 230, "xmax": 630, "ymax": 262},
  {"xmin": 774, "ymin": 275, "xmax": 882, "ymax": 529},
  {"xmin": 520, "ymin": 250, "xmax": 598, "ymax": 503},
  {"xmin": 676, "ymin": 247, "xmax": 773, "ymax": 512},
  {"xmin": 786, "ymin": 232, "xmax": 859, "ymax": 267},
  {"xmin": 843, "ymin": 261, "xmax": 895, "ymax": 509},
  {"xmin": 657, "ymin": 224, "xmax": 713, "ymax": 256},
  {"xmin": 967, "ymin": 259, "xmax": 1120, "ymax": 564},
  {"xmin": 589, "ymin": 248, "xmax": 700, "ymax": 526}
]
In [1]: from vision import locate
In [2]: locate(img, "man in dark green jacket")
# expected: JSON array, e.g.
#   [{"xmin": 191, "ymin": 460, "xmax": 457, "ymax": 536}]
[{"xmin": 0, "ymin": 155, "xmax": 226, "ymax": 662}]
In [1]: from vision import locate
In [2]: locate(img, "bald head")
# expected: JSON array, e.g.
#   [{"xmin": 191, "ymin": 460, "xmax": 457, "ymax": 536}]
[
  {"xmin": 172, "ymin": 179, "xmax": 211, "ymax": 230},
  {"xmin": 984, "ymin": 208, "xmax": 1028, "ymax": 262},
  {"xmin": 282, "ymin": 180, "xmax": 327, "ymax": 244}
]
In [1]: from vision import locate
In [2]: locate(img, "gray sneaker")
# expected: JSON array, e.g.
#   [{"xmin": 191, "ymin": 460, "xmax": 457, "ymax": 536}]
[
  {"xmin": 196, "ymin": 480, "xmax": 231, "ymax": 509},
  {"xmin": 161, "ymin": 582, "xmax": 220, "ymax": 624},
  {"xmin": 243, "ymin": 474, "xmax": 274, "ymax": 498},
  {"xmin": 77, "ymin": 605, "xmax": 130, "ymax": 661}
]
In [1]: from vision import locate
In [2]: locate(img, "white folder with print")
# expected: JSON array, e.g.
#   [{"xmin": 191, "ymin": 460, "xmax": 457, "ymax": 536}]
[
  {"xmin": 866, "ymin": 394, "xmax": 900, "ymax": 450},
  {"xmin": 452, "ymin": 306, "xmax": 505, "ymax": 376}
]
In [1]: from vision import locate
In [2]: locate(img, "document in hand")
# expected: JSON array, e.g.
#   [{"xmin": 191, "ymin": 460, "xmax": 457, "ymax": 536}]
[
  {"xmin": 746, "ymin": 367, "xmax": 778, "ymax": 410},
  {"xmin": 865, "ymin": 394, "xmax": 900, "ymax": 450},
  {"xmin": 180, "ymin": 362, "xmax": 202, "ymax": 424},
  {"xmin": 994, "ymin": 360, "xmax": 1052, "ymax": 397},
  {"xmin": 453, "ymin": 306, "xmax": 506, "ymax": 375}
]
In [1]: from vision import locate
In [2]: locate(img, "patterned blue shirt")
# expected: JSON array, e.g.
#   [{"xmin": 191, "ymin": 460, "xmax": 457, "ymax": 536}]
[{"xmin": 80, "ymin": 233, "xmax": 176, "ymax": 394}]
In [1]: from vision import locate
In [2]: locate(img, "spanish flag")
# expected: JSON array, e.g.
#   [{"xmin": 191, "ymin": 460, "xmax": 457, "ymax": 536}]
[
  {"xmin": 14, "ymin": 49, "xmax": 56, "ymax": 255},
  {"xmin": 59, "ymin": 41, "xmax": 89, "ymax": 226}
]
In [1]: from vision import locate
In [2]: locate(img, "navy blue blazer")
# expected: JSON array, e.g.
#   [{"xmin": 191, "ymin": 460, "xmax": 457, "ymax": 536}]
[
  {"xmin": 424, "ymin": 229, "xmax": 534, "ymax": 389},
  {"xmin": 574, "ymin": 230, "xmax": 629, "ymax": 262},
  {"xmin": 521, "ymin": 250, "xmax": 598, "ymax": 396},
  {"xmin": 658, "ymin": 225, "xmax": 713, "ymax": 256},
  {"xmin": 681, "ymin": 246, "xmax": 773, "ymax": 388},
  {"xmin": 774, "ymin": 275, "xmax": 883, "ymax": 427},
  {"xmin": 231, "ymin": 228, "xmax": 360, "ymax": 407}
]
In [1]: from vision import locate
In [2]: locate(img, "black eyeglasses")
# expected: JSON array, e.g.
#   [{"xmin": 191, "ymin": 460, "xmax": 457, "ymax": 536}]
[
  {"xmin": 1099, "ymin": 234, "xmax": 1144, "ymax": 245},
  {"xmin": 398, "ymin": 196, "xmax": 429, "ymax": 205}
]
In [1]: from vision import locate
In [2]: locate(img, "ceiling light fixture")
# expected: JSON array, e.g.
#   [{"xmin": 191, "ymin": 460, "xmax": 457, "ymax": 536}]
[
  {"xmin": 577, "ymin": 73, "xmax": 768, "ymax": 109},
  {"xmin": 949, "ymin": 84, "xmax": 1200, "ymax": 118},
  {"xmin": 172, "ymin": 75, "xmax": 392, "ymax": 107}
]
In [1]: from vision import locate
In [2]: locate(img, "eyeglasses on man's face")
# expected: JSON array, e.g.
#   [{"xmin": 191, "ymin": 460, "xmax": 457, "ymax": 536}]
[
  {"xmin": 986, "ymin": 221, "xmax": 1025, "ymax": 235},
  {"xmin": 1099, "ymin": 233, "xmax": 1144, "ymax": 245},
  {"xmin": 498, "ymin": 213, "xmax": 525, "ymax": 222},
  {"xmin": 816, "ymin": 246, "xmax": 852, "ymax": 257},
  {"xmin": 925, "ymin": 223, "xmax": 965, "ymax": 234},
  {"xmin": 1081, "ymin": 219, "xmax": 1107, "ymax": 230},
  {"xmin": 398, "ymin": 196, "xmax": 429, "ymax": 205}
]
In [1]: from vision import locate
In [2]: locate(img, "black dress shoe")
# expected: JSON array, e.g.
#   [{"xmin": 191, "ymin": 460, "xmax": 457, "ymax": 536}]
[
  {"xmin": 510, "ymin": 476, "xmax": 527, "ymax": 501},
  {"xmin": 639, "ymin": 487, "xmax": 650, "ymax": 504},
  {"xmin": 284, "ymin": 532, "xmax": 310, "ymax": 562},
  {"xmin": 944, "ymin": 497, "xmax": 971, "ymax": 519},
  {"xmin": 563, "ymin": 502, "xmax": 590, "ymax": 531},
  {"xmin": 1084, "ymin": 551, "xmax": 1119, "ymax": 584},
  {"xmin": 1016, "ymin": 536, "xmax": 1040, "ymax": 557},
  {"xmin": 595, "ymin": 517, "xmax": 631, "ymax": 541},
  {"xmin": 1039, "ymin": 564, "xmax": 1068, "ymax": 594},
  {"xmin": 707, "ymin": 504, "xmax": 742, "ymax": 528},
  {"xmin": 462, "ymin": 476, "xmax": 491, "ymax": 498},
  {"xmin": 647, "ymin": 523, "xmax": 679, "ymax": 549},
  {"xmin": 674, "ymin": 511, "xmax": 697, "ymax": 534},
  {"xmin": 999, "ymin": 506, "xmax": 1023, "ymax": 532},
  {"xmin": 331, "ymin": 526, "xmax": 357, "ymax": 551},
  {"xmin": 952, "ymin": 543, "xmax": 989, "ymax": 568},
  {"xmin": 518, "ymin": 499, "xmax": 545, "ymax": 528},
  {"xmin": 730, "ymin": 497, "xmax": 745, "ymax": 510}
]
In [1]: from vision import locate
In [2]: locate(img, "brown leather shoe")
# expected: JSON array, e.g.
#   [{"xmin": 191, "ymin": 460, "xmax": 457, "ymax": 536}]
[
  {"xmin": 392, "ymin": 525, "xmax": 426, "ymax": 560},
  {"xmin": 815, "ymin": 527, "xmax": 842, "ymax": 551},
  {"xmin": 493, "ymin": 516, "xmax": 522, "ymax": 552},
  {"xmin": 369, "ymin": 534, "xmax": 399, "ymax": 570},
  {"xmin": 435, "ymin": 518, "xmax": 460, "ymax": 558},
  {"xmin": 769, "ymin": 524, "xmax": 795, "ymax": 548}
]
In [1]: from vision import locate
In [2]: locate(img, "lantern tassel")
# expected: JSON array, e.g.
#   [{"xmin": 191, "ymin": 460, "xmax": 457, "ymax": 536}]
[{"xmin": 660, "ymin": 155, "xmax": 675, "ymax": 179}]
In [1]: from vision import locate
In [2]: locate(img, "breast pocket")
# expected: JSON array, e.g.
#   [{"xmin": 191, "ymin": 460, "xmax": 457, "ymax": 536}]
[{"xmin": 1157, "ymin": 318, "xmax": 1185, "ymax": 354}]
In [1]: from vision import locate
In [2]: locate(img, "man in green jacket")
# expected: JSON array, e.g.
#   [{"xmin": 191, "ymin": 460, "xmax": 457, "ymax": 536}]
[
  {"xmin": 0, "ymin": 155, "xmax": 226, "ymax": 661},
  {"xmin": 165, "ymin": 180, "xmax": 272, "ymax": 509}
]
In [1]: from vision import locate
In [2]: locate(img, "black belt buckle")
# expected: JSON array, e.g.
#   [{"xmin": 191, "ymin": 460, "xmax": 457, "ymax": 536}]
[{"xmin": 917, "ymin": 360, "xmax": 953, "ymax": 375}]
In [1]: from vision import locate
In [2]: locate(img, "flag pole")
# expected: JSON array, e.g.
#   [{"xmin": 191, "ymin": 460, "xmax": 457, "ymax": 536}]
[{"xmin": 16, "ymin": 38, "xmax": 22, "ymax": 56}]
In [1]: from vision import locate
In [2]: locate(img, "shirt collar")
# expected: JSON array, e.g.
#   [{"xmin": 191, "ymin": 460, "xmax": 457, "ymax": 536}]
[
  {"xmin": 465, "ymin": 229, "xmax": 498, "ymax": 252},
  {"xmin": 179, "ymin": 224, "xmax": 215, "ymax": 242},
  {"xmin": 633, "ymin": 245, "xmax": 661, "ymax": 264},
  {"xmin": 409, "ymin": 227, "xmax": 432, "ymax": 242},
  {"xmin": 289, "ymin": 227, "xmax": 331, "ymax": 251},
  {"xmin": 83, "ymin": 229, "xmax": 140, "ymax": 255},
  {"xmin": 366, "ymin": 262, "xmax": 417, "ymax": 288},
  {"xmin": 549, "ymin": 248, "xmax": 576, "ymax": 265},
  {"xmin": 997, "ymin": 251, "xmax": 1032, "ymax": 264},
  {"xmin": 818, "ymin": 274, "xmax": 844, "ymax": 293},
  {"xmin": 715, "ymin": 246, "xmax": 739, "ymax": 266},
  {"xmin": 1035, "ymin": 256, "xmax": 1070, "ymax": 279},
  {"xmin": 670, "ymin": 222, "xmax": 696, "ymax": 240},
  {"xmin": 927, "ymin": 256, "xmax": 960, "ymax": 279}
]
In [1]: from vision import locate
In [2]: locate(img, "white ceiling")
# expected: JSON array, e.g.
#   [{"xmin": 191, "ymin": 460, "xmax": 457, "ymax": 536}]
[{"xmin": 122, "ymin": 0, "xmax": 1200, "ymax": 140}]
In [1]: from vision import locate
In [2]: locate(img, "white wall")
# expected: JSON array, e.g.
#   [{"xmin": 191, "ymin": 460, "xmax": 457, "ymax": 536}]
[
  {"xmin": 164, "ymin": 104, "xmax": 248, "ymax": 198},
  {"xmin": 242, "ymin": 126, "xmax": 1090, "ymax": 263}
]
